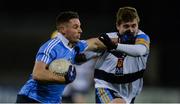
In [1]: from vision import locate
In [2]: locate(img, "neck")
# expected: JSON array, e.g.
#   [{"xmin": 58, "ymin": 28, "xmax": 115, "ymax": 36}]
[{"xmin": 68, "ymin": 42, "xmax": 76, "ymax": 48}]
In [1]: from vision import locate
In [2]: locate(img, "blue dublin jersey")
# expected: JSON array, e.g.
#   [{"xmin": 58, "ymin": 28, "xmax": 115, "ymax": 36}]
[{"xmin": 18, "ymin": 33, "xmax": 88, "ymax": 103}]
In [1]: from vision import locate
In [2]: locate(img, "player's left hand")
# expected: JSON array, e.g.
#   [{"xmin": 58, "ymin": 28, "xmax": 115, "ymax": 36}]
[
  {"xmin": 98, "ymin": 33, "xmax": 118, "ymax": 50},
  {"xmin": 64, "ymin": 65, "xmax": 76, "ymax": 84},
  {"xmin": 75, "ymin": 53, "xmax": 87, "ymax": 63}
]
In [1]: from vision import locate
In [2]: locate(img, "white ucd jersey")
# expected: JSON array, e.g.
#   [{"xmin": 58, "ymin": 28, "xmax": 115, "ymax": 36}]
[{"xmin": 94, "ymin": 30, "xmax": 150, "ymax": 103}]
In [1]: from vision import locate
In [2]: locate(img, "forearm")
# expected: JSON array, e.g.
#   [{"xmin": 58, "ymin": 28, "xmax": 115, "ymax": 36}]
[
  {"xmin": 84, "ymin": 51, "xmax": 100, "ymax": 60},
  {"xmin": 32, "ymin": 61, "xmax": 65, "ymax": 84},
  {"xmin": 34, "ymin": 70, "xmax": 65, "ymax": 84},
  {"xmin": 116, "ymin": 44, "xmax": 147, "ymax": 56},
  {"xmin": 86, "ymin": 38, "xmax": 106, "ymax": 51}
]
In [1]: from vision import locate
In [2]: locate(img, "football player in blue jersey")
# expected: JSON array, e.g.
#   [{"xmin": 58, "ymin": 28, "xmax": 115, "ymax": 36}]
[{"xmin": 16, "ymin": 11, "xmax": 105, "ymax": 103}]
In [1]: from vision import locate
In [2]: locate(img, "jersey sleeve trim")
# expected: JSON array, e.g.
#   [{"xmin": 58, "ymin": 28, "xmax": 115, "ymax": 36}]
[{"xmin": 37, "ymin": 38, "xmax": 60, "ymax": 64}]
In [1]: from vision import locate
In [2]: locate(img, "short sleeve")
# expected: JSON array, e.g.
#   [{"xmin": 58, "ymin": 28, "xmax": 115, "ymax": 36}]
[
  {"xmin": 35, "ymin": 39, "xmax": 57, "ymax": 64},
  {"xmin": 75, "ymin": 40, "xmax": 88, "ymax": 53}
]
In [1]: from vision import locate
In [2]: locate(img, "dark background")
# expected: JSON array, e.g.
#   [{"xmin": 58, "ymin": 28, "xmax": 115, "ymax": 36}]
[{"xmin": 0, "ymin": 0, "xmax": 180, "ymax": 90}]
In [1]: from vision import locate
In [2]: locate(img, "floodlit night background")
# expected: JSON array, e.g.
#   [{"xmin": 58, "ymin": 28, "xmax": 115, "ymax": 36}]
[{"xmin": 0, "ymin": 0, "xmax": 180, "ymax": 103}]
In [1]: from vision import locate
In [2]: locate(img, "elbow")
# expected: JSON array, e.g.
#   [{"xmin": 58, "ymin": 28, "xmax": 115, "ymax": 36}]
[
  {"xmin": 32, "ymin": 71, "xmax": 39, "ymax": 81},
  {"xmin": 32, "ymin": 61, "xmax": 48, "ymax": 82},
  {"xmin": 133, "ymin": 49, "xmax": 146, "ymax": 56},
  {"xmin": 132, "ymin": 45, "xmax": 147, "ymax": 56},
  {"xmin": 32, "ymin": 70, "xmax": 41, "ymax": 81}
]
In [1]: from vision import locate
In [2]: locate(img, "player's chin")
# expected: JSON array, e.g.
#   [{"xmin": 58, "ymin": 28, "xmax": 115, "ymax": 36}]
[{"xmin": 73, "ymin": 39, "xmax": 80, "ymax": 43}]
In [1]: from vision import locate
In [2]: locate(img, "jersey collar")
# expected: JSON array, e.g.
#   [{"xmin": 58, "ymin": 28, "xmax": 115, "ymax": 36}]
[
  {"xmin": 56, "ymin": 32, "xmax": 74, "ymax": 50},
  {"xmin": 56, "ymin": 32, "xmax": 69, "ymax": 46}
]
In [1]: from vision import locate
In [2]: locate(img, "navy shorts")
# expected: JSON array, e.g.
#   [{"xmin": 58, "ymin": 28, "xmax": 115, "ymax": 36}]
[
  {"xmin": 95, "ymin": 88, "xmax": 135, "ymax": 103},
  {"xmin": 16, "ymin": 94, "xmax": 40, "ymax": 103}
]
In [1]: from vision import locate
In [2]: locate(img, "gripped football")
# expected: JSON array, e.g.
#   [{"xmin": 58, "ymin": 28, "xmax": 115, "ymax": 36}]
[{"xmin": 49, "ymin": 59, "xmax": 71, "ymax": 75}]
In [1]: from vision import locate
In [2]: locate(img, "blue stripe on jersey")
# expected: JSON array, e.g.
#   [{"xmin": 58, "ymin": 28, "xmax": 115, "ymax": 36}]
[
  {"xmin": 41, "ymin": 38, "xmax": 60, "ymax": 64},
  {"xmin": 136, "ymin": 34, "xmax": 150, "ymax": 42}
]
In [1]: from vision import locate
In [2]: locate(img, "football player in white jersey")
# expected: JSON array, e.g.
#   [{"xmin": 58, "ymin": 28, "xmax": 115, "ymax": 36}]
[{"xmin": 95, "ymin": 6, "xmax": 150, "ymax": 103}]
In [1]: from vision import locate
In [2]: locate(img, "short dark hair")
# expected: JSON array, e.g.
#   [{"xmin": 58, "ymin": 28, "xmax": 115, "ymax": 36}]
[
  {"xmin": 56, "ymin": 11, "xmax": 79, "ymax": 26},
  {"xmin": 116, "ymin": 6, "xmax": 140, "ymax": 25}
]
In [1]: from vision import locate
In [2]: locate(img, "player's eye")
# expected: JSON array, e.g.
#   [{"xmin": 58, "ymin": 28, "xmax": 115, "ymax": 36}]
[
  {"xmin": 131, "ymin": 24, "xmax": 137, "ymax": 28},
  {"xmin": 123, "ymin": 24, "xmax": 130, "ymax": 29},
  {"xmin": 73, "ymin": 25, "xmax": 79, "ymax": 29}
]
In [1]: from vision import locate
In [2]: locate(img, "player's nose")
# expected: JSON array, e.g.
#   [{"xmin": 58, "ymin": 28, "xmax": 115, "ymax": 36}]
[
  {"xmin": 129, "ymin": 28, "xmax": 134, "ymax": 33},
  {"xmin": 79, "ymin": 27, "xmax": 82, "ymax": 33}
]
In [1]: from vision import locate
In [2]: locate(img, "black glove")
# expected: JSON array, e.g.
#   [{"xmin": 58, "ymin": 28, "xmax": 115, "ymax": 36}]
[
  {"xmin": 98, "ymin": 33, "xmax": 117, "ymax": 50},
  {"xmin": 74, "ymin": 46, "xmax": 87, "ymax": 63},
  {"xmin": 118, "ymin": 30, "xmax": 136, "ymax": 44},
  {"xmin": 64, "ymin": 65, "xmax": 76, "ymax": 84},
  {"xmin": 75, "ymin": 53, "xmax": 87, "ymax": 63},
  {"xmin": 74, "ymin": 46, "xmax": 80, "ymax": 54}
]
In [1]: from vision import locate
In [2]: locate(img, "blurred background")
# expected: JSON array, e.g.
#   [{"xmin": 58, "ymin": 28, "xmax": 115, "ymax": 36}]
[{"xmin": 0, "ymin": 0, "xmax": 180, "ymax": 103}]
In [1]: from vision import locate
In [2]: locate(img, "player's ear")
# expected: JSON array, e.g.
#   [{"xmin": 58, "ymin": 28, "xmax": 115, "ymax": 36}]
[
  {"xmin": 57, "ymin": 25, "xmax": 66, "ymax": 34},
  {"xmin": 116, "ymin": 23, "xmax": 120, "ymax": 31}
]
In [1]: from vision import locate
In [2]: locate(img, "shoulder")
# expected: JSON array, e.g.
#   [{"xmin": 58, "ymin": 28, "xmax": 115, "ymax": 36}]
[
  {"xmin": 78, "ymin": 40, "xmax": 87, "ymax": 44},
  {"xmin": 39, "ymin": 37, "xmax": 62, "ymax": 51},
  {"xmin": 136, "ymin": 30, "xmax": 150, "ymax": 42},
  {"xmin": 76, "ymin": 40, "xmax": 88, "ymax": 46},
  {"xmin": 76, "ymin": 40, "xmax": 88, "ymax": 52}
]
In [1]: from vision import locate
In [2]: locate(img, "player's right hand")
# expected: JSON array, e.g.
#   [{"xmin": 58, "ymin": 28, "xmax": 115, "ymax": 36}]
[{"xmin": 98, "ymin": 33, "xmax": 118, "ymax": 50}]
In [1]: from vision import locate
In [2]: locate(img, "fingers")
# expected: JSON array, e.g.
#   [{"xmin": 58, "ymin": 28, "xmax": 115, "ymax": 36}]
[{"xmin": 98, "ymin": 33, "xmax": 117, "ymax": 50}]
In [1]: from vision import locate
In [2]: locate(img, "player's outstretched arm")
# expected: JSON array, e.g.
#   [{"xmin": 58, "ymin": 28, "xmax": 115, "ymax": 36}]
[
  {"xmin": 86, "ymin": 37, "xmax": 107, "ymax": 51},
  {"xmin": 74, "ymin": 38, "xmax": 105, "ymax": 64}
]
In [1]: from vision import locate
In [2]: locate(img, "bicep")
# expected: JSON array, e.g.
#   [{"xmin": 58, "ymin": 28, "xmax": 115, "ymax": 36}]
[
  {"xmin": 32, "ymin": 61, "xmax": 48, "ymax": 79},
  {"xmin": 33, "ymin": 61, "xmax": 47, "ymax": 71}
]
